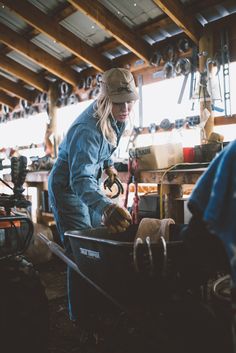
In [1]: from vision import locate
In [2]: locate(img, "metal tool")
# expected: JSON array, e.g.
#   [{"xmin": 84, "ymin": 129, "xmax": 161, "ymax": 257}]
[{"xmin": 103, "ymin": 175, "xmax": 124, "ymax": 199}]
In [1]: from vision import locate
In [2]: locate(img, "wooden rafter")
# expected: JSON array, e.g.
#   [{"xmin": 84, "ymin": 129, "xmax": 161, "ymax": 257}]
[
  {"xmin": 0, "ymin": 0, "xmax": 232, "ymax": 98},
  {"xmin": 67, "ymin": 0, "xmax": 152, "ymax": 63},
  {"xmin": 0, "ymin": 55, "xmax": 48, "ymax": 92},
  {"xmin": 0, "ymin": 0, "xmax": 222, "ymax": 78},
  {"xmin": 51, "ymin": 2, "xmax": 75, "ymax": 21},
  {"xmin": 0, "ymin": 23, "xmax": 80, "ymax": 87},
  {"xmin": 152, "ymin": 0, "xmax": 203, "ymax": 44},
  {"xmin": 0, "ymin": 76, "xmax": 38, "ymax": 103},
  {"xmin": 67, "ymin": 0, "xmax": 224, "ymax": 66},
  {"xmin": 0, "ymin": 90, "xmax": 18, "ymax": 109},
  {"xmin": 1, "ymin": 0, "xmax": 110, "ymax": 72}
]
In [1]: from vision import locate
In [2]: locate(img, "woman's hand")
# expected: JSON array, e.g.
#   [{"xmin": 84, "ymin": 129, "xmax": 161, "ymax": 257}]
[
  {"xmin": 105, "ymin": 166, "xmax": 118, "ymax": 183},
  {"xmin": 102, "ymin": 204, "xmax": 132, "ymax": 233},
  {"xmin": 103, "ymin": 166, "xmax": 124, "ymax": 198}
]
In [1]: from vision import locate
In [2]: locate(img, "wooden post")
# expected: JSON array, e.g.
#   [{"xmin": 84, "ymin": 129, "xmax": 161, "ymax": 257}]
[
  {"xmin": 199, "ymin": 30, "xmax": 214, "ymax": 141},
  {"xmin": 45, "ymin": 82, "xmax": 59, "ymax": 158}
]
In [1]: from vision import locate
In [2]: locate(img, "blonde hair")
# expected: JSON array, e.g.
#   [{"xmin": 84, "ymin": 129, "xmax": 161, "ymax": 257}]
[{"xmin": 93, "ymin": 94, "xmax": 117, "ymax": 146}]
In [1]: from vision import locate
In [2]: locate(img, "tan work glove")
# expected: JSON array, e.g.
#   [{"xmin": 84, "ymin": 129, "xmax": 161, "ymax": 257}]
[{"xmin": 102, "ymin": 204, "xmax": 132, "ymax": 233}]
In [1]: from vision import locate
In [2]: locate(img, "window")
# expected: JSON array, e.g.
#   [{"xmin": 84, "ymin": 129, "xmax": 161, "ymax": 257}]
[
  {"xmin": 0, "ymin": 63, "xmax": 235, "ymax": 154},
  {"xmin": 0, "ymin": 112, "xmax": 48, "ymax": 149},
  {"xmin": 56, "ymin": 99, "xmax": 93, "ymax": 140},
  {"xmin": 134, "ymin": 61, "xmax": 236, "ymax": 128}
]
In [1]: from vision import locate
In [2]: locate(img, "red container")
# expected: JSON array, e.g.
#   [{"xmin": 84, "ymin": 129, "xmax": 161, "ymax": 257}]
[{"xmin": 183, "ymin": 147, "xmax": 195, "ymax": 163}]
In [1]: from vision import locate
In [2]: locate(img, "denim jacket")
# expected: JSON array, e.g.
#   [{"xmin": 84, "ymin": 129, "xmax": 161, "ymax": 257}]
[{"xmin": 54, "ymin": 101, "xmax": 125, "ymax": 215}]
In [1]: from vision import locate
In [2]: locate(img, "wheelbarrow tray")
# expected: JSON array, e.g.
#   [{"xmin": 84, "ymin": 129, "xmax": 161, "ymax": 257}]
[{"xmin": 65, "ymin": 224, "xmax": 161, "ymax": 306}]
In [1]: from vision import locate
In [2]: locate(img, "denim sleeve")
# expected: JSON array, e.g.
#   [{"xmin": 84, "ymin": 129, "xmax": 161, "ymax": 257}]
[
  {"xmin": 67, "ymin": 124, "xmax": 113, "ymax": 214},
  {"xmin": 103, "ymin": 158, "xmax": 114, "ymax": 169}
]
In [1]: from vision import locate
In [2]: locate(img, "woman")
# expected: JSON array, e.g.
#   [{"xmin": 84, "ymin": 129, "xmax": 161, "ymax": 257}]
[{"xmin": 48, "ymin": 68, "xmax": 138, "ymax": 323}]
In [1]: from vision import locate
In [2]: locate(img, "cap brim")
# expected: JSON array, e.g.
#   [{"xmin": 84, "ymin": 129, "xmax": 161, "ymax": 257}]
[{"xmin": 109, "ymin": 91, "xmax": 139, "ymax": 103}]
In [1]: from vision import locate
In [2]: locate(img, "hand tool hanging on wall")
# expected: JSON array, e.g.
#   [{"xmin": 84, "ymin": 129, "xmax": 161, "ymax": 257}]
[
  {"xmin": 58, "ymin": 81, "xmax": 72, "ymax": 107},
  {"xmin": 163, "ymin": 44, "xmax": 176, "ymax": 79},
  {"xmin": 189, "ymin": 46, "xmax": 198, "ymax": 110},
  {"xmin": 175, "ymin": 65, "xmax": 189, "ymax": 104},
  {"xmin": 205, "ymin": 57, "xmax": 222, "ymax": 111},
  {"xmin": 177, "ymin": 38, "xmax": 190, "ymax": 53},
  {"xmin": 177, "ymin": 45, "xmax": 198, "ymax": 106},
  {"xmin": 19, "ymin": 99, "xmax": 30, "ymax": 115},
  {"xmin": 149, "ymin": 50, "xmax": 162, "ymax": 67},
  {"xmin": 220, "ymin": 29, "xmax": 231, "ymax": 117},
  {"xmin": 199, "ymin": 71, "xmax": 210, "ymax": 108},
  {"xmin": 124, "ymin": 153, "xmax": 139, "ymax": 224},
  {"xmin": 137, "ymin": 74, "xmax": 143, "ymax": 128},
  {"xmin": 126, "ymin": 126, "xmax": 142, "ymax": 152},
  {"xmin": 67, "ymin": 93, "xmax": 78, "ymax": 105}
]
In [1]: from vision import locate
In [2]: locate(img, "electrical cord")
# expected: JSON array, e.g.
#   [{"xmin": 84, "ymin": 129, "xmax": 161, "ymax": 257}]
[{"xmin": 0, "ymin": 177, "xmax": 13, "ymax": 190}]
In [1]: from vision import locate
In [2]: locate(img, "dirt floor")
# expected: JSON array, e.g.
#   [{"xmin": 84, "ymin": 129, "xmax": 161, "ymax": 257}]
[
  {"xmin": 37, "ymin": 255, "xmax": 233, "ymax": 353},
  {"xmin": 38, "ymin": 257, "xmax": 80, "ymax": 353},
  {"xmin": 39, "ymin": 256, "xmax": 157, "ymax": 353}
]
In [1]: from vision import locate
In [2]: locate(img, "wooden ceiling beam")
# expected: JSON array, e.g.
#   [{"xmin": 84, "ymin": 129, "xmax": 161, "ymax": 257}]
[
  {"xmin": 67, "ymin": 0, "xmax": 152, "ymax": 63},
  {"xmin": 0, "ymin": 55, "xmax": 48, "ymax": 92},
  {"xmin": 1, "ymin": 0, "xmax": 222, "ymax": 74},
  {"xmin": 0, "ymin": 76, "xmax": 38, "ymax": 103},
  {"xmin": 1, "ymin": 0, "xmax": 110, "ymax": 72},
  {"xmin": 152, "ymin": 0, "xmax": 203, "ymax": 45},
  {"xmin": 112, "ymin": 53, "xmax": 148, "ymax": 72},
  {"xmin": 73, "ymin": 32, "xmax": 193, "ymax": 89},
  {"xmin": 51, "ymin": 2, "xmax": 76, "ymax": 21},
  {"xmin": 0, "ymin": 23, "xmax": 80, "ymax": 87},
  {"xmin": 66, "ymin": 0, "xmax": 221, "ymax": 63},
  {"xmin": 68, "ymin": 15, "xmax": 183, "ymax": 68},
  {"xmin": 0, "ymin": 90, "xmax": 18, "ymax": 109}
]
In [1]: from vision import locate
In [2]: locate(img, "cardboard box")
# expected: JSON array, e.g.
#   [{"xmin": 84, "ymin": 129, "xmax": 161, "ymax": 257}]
[{"xmin": 130, "ymin": 143, "xmax": 184, "ymax": 170}]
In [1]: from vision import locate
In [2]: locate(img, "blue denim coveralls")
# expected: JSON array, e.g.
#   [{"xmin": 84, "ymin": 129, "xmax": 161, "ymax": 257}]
[{"xmin": 48, "ymin": 102, "xmax": 125, "ymax": 321}]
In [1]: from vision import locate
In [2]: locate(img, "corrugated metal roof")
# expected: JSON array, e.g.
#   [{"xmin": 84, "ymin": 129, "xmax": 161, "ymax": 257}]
[
  {"xmin": 6, "ymin": 51, "xmax": 43, "ymax": 73},
  {"xmin": 100, "ymin": 0, "xmax": 163, "ymax": 28},
  {"xmin": 145, "ymin": 23, "xmax": 182, "ymax": 45},
  {"xmin": 0, "ymin": 68, "xmax": 18, "ymax": 82},
  {"xmin": 31, "ymin": 33, "xmax": 72, "ymax": 60},
  {"xmin": 0, "ymin": 5, "xmax": 28, "ymax": 32},
  {"xmin": 0, "ymin": 0, "xmax": 235, "ymax": 111},
  {"xmin": 60, "ymin": 10, "xmax": 111, "ymax": 46},
  {"xmin": 27, "ymin": 0, "xmax": 66, "ymax": 14}
]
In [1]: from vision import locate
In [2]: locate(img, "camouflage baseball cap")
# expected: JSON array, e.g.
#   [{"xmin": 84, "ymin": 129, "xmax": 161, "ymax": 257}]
[{"xmin": 101, "ymin": 68, "xmax": 139, "ymax": 103}]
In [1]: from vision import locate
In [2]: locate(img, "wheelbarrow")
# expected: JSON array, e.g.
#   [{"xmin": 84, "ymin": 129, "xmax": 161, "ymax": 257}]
[
  {"xmin": 38, "ymin": 221, "xmax": 232, "ymax": 353},
  {"xmin": 38, "ymin": 222, "xmax": 229, "ymax": 314}
]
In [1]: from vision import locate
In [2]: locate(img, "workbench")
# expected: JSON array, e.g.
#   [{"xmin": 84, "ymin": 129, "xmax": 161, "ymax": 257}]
[
  {"xmin": 3, "ymin": 163, "xmax": 208, "ymax": 224},
  {"xmin": 1, "ymin": 163, "xmax": 208, "ymax": 223},
  {"xmin": 138, "ymin": 164, "xmax": 208, "ymax": 222}
]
